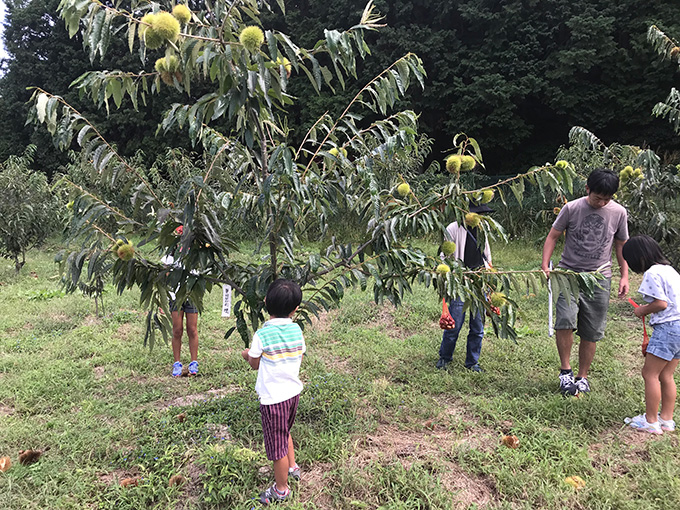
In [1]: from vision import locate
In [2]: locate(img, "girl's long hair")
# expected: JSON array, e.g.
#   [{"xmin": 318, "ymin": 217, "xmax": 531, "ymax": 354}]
[{"xmin": 622, "ymin": 235, "xmax": 670, "ymax": 274}]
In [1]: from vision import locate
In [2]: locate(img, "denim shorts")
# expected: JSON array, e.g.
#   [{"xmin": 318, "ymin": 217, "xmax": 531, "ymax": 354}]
[
  {"xmin": 647, "ymin": 320, "xmax": 680, "ymax": 361},
  {"xmin": 554, "ymin": 277, "xmax": 611, "ymax": 342},
  {"xmin": 170, "ymin": 299, "xmax": 198, "ymax": 314}
]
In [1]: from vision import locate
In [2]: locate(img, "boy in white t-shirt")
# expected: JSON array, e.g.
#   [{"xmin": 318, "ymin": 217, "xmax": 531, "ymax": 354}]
[{"xmin": 242, "ymin": 279, "xmax": 306, "ymax": 504}]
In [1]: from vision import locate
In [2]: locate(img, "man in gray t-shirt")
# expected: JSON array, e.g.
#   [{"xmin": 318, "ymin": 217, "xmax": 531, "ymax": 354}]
[{"xmin": 541, "ymin": 169, "xmax": 629, "ymax": 396}]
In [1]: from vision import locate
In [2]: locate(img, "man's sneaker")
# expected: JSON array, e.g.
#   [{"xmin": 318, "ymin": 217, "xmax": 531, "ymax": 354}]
[
  {"xmin": 559, "ymin": 370, "xmax": 578, "ymax": 396},
  {"xmin": 188, "ymin": 360, "xmax": 199, "ymax": 376},
  {"xmin": 466, "ymin": 364, "xmax": 484, "ymax": 373},
  {"xmin": 658, "ymin": 414, "xmax": 676, "ymax": 432},
  {"xmin": 624, "ymin": 414, "xmax": 663, "ymax": 434},
  {"xmin": 574, "ymin": 377, "xmax": 590, "ymax": 394},
  {"xmin": 259, "ymin": 484, "xmax": 290, "ymax": 505},
  {"xmin": 288, "ymin": 464, "xmax": 300, "ymax": 480},
  {"xmin": 435, "ymin": 358, "xmax": 450, "ymax": 370},
  {"xmin": 172, "ymin": 361, "xmax": 183, "ymax": 377}
]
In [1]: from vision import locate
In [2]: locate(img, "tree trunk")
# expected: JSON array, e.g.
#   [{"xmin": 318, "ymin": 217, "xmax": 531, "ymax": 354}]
[{"xmin": 14, "ymin": 254, "xmax": 24, "ymax": 274}]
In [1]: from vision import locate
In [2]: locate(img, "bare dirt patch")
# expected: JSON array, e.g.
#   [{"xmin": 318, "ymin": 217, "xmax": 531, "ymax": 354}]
[
  {"xmin": 435, "ymin": 395, "xmax": 499, "ymax": 448},
  {"xmin": 311, "ymin": 347, "xmax": 355, "ymax": 375},
  {"xmin": 158, "ymin": 386, "xmax": 241, "ymax": 410},
  {"xmin": 0, "ymin": 405, "xmax": 14, "ymax": 417},
  {"xmin": 440, "ymin": 465, "xmax": 497, "ymax": 508},
  {"xmin": 206, "ymin": 423, "xmax": 232, "ymax": 441},
  {"xmin": 297, "ymin": 462, "xmax": 335, "ymax": 509},
  {"xmin": 297, "ymin": 394, "xmax": 498, "ymax": 508},
  {"xmin": 98, "ymin": 460, "xmax": 205, "ymax": 508},
  {"xmin": 98, "ymin": 468, "xmax": 140, "ymax": 486},
  {"xmin": 589, "ymin": 425, "xmax": 667, "ymax": 475},
  {"xmin": 46, "ymin": 311, "xmax": 71, "ymax": 323},
  {"xmin": 174, "ymin": 461, "xmax": 205, "ymax": 510},
  {"xmin": 93, "ymin": 366, "xmax": 105, "ymax": 380},
  {"xmin": 115, "ymin": 323, "xmax": 137, "ymax": 342},
  {"xmin": 82, "ymin": 315, "xmax": 103, "ymax": 327},
  {"xmin": 347, "ymin": 417, "xmax": 497, "ymax": 508},
  {"xmin": 309, "ymin": 310, "xmax": 336, "ymax": 337},
  {"xmin": 371, "ymin": 304, "xmax": 410, "ymax": 339}
]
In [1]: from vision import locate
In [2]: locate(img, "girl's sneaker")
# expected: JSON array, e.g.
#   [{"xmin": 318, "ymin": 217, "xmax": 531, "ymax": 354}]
[
  {"xmin": 259, "ymin": 484, "xmax": 290, "ymax": 505},
  {"xmin": 172, "ymin": 362, "xmax": 183, "ymax": 377},
  {"xmin": 188, "ymin": 360, "xmax": 199, "ymax": 376},
  {"xmin": 624, "ymin": 414, "xmax": 663, "ymax": 434},
  {"xmin": 658, "ymin": 414, "xmax": 676, "ymax": 432}
]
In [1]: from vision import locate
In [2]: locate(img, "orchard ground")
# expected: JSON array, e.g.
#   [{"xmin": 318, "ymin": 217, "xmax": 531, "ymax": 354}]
[{"xmin": 0, "ymin": 239, "xmax": 678, "ymax": 509}]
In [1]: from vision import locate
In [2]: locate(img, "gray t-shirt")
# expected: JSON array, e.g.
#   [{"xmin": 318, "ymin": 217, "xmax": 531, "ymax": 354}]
[
  {"xmin": 553, "ymin": 196, "xmax": 628, "ymax": 277},
  {"xmin": 638, "ymin": 264, "xmax": 680, "ymax": 326}
]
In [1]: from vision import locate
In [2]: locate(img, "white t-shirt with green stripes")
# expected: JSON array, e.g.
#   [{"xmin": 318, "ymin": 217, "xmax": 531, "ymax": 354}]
[{"xmin": 249, "ymin": 318, "xmax": 306, "ymax": 405}]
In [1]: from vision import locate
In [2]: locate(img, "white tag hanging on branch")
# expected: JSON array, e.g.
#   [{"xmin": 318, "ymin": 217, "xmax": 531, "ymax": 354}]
[{"xmin": 222, "ymin": 284, "xmax": 232, "ymax": 317}]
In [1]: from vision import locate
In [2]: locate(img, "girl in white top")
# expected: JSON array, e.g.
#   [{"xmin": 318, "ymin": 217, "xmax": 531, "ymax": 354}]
[{"xmin": 622, "ymin": 235, "xmax": 680, "ymax": 434}]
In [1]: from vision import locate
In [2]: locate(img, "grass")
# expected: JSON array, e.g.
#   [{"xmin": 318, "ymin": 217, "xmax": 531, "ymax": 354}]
[{"xmin": 0, "ymin": 239, "xmax": 678, "ymax": 509}]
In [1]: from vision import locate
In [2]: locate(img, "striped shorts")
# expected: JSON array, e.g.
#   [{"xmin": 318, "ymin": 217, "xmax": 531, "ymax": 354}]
[{"xmin": 260, "ymin": 394, "xmax": 300, "ymax": 461}]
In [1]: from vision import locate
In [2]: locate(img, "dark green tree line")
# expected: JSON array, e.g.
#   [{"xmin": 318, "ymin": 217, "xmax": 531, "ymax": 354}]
[
  {"xmin": 3, "ymin": 0, "xmax": 680, "ymax": 178},
  {"xmin": 0, "ymin": 0, "xmax": 190, "ymax": 177},
  {"xmin": 275, "ymin": 0, "xmax": 680, "ymax": 174}
]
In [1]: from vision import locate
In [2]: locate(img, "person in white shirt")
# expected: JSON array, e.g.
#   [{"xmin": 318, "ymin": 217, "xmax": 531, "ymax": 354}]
[{"xmin": 435, "ymin": 204, "xmax": 493, "ymax": 373}]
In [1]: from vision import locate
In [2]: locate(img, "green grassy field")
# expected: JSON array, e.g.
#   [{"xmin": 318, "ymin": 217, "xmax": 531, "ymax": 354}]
[{"xmin": 0, "ymin": 240, "xmax": 677, "ymax": 509}]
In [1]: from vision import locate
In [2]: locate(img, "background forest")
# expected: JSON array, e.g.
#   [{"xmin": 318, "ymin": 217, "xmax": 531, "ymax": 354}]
[{"xmin": 2, "ymin": 0, "xmax": 680, "ymax": 178}]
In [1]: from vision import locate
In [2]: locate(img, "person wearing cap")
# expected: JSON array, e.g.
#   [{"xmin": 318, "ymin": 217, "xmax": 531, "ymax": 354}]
[
  {"xmin": 435, "ymin": 203, "xmax": 493, "ymax": 372},
  {"xmin": 541, "ymin": 169, "xmax": 629, "ymax": 396}
]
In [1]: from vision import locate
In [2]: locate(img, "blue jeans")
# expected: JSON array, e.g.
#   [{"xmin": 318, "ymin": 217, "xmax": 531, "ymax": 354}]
[{"xmin": 438, "ymin": 298, "xmax": 484, "ymax": 368}]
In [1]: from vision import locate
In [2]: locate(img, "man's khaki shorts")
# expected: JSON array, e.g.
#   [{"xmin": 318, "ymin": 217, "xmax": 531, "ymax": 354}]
[{"xmin": 555, "ymin": 277, "xmax": 611, "ymax": 342}]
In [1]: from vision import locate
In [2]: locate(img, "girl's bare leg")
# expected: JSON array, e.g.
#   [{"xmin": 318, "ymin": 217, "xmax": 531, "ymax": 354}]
[
  {"xmin": 659, "ymin": 358, "xmax": 680, "ymax": 421},
  {"xmin": 185, "ymin": 312, "xmax": 199, "ymax": 361},
  {"xmin": 642, "ymin": 354, "xmax": 668, "ymax": 423},
  {"xmin": 171, "ymin": 310, "xmax": 185, "ymax": 362}
]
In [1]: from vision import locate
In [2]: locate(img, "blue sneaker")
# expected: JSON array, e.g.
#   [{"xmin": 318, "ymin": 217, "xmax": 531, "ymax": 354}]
[
  {"xmin": 172, "ymin": 361, "xmax": 183, "ymax": 377},
  {"xmin": 188, "ymin": 360, "xmax": 198, "ymax": 376}
]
